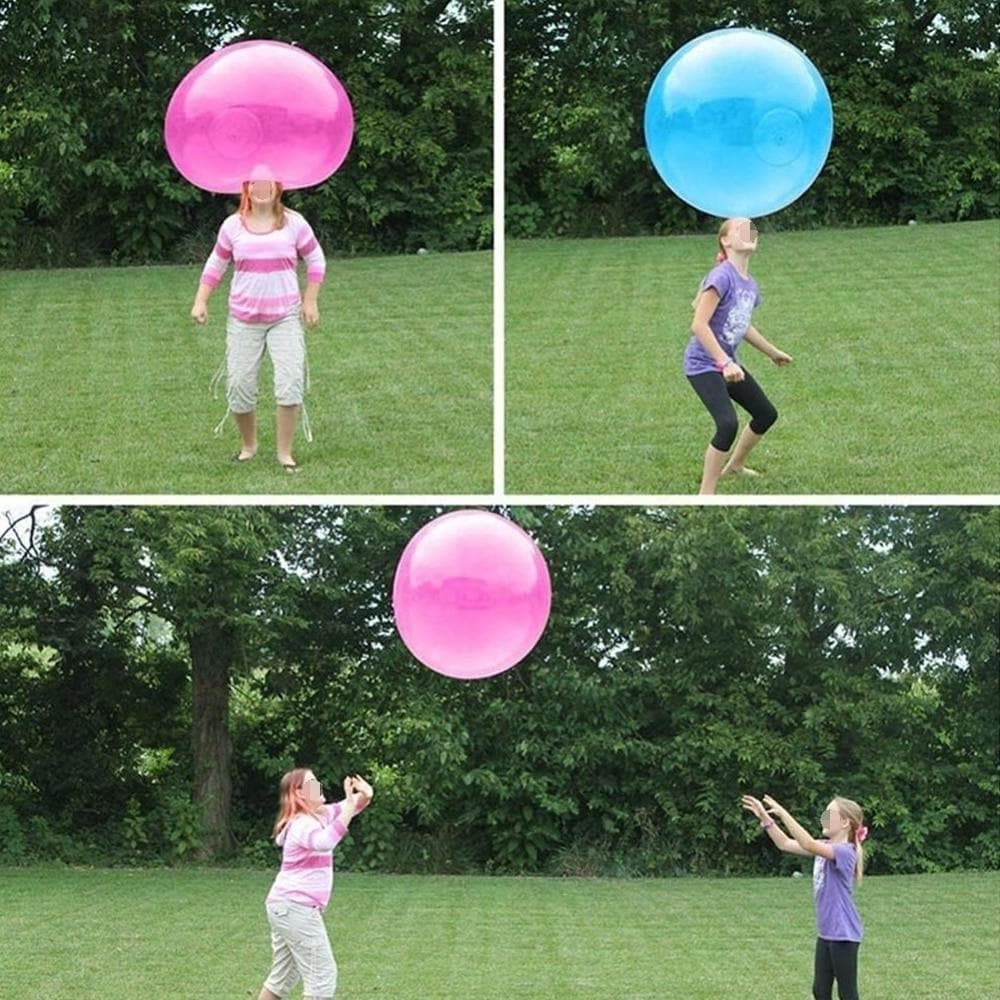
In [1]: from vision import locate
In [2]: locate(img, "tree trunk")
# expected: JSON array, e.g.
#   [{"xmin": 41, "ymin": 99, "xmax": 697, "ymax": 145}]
[{"xmin": 189, "ymin": 623, "xmax": 237, "ymax": 860}]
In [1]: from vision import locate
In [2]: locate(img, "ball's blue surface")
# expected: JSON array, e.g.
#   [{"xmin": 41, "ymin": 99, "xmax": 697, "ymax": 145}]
[{"xmin": 644, "ymin": 29, "xmax": 833, "ymax": 218}]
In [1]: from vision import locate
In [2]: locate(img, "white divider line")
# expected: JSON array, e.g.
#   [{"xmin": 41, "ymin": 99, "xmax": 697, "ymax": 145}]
[{"xmin": 492, "ymin": 0, "xmax": 505, "ymax": 501}]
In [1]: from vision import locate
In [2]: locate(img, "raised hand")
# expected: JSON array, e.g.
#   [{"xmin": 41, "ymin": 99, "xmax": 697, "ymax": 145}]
[
  {"xmin": 350, "ymin": 774, "xmax": 373, "ymax": 801},
  {"xmin": 762, "ymin": 794, "xmax": 786, "ymax": 817},
  {"xmin": 741, "ymin": 795, "xmax": 767, "ymax": 821}
]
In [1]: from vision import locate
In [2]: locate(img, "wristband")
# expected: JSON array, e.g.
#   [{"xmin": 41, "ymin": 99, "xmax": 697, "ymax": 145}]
[
  {"xmin": 715, "ymin": 358, "xmax": 731, "ymax": 371},
  {"xmin": 760, "ymin": 819, "xmax": 775, "ymax": 830}
]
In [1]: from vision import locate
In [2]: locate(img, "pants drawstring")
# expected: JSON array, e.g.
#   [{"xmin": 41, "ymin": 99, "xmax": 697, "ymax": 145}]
[
  {"xmin": 213, "ymin": 408, "xmax": 231, "ymax": 438},
  {"xmin": 300, "ymin": 331, "xmax": 314, "ymax": 442},
  {"xmin": 209, "ymin": 355, "xmax": 226, "ymax": 399},
  {"xmin": 210, "ymin": 346, "xmax": 230, "ymax": 437}
]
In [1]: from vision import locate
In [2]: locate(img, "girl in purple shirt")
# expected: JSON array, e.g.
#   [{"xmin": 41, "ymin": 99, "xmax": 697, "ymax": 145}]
[
  {"xmin": 684, "ymin": 218, "xmax": 793, "ymax": 494},
  {"xmin": 742, "ymin": 793, "xmax": 867, "ymax": 1000}
]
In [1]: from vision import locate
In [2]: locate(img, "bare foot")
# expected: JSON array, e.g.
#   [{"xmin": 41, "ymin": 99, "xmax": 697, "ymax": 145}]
[
  {"xmin": 722, "ymin": 465, "xmax": 761, "ymax": 477},
  {"xmin": 234, "ymin": 448, "xmax": 257, "ymax": 462}
]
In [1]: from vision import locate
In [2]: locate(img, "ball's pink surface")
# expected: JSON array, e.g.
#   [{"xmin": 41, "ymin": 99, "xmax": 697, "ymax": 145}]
[
  {"xmin": 393, "ymin": 511, "xmax": 552, "ymax": 680},
  {"xmin": 164, "ymin": 40, "xmax": 353, "ymax": 193}
]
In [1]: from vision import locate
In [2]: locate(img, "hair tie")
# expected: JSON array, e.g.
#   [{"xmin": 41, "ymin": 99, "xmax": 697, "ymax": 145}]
[
  {"xmin": 855, "ymin": 825, "xmax": 868, "ymax": 844},
  {"xmin": 715, "ymin": 250, "xmax": 727, "ymax": 263}
]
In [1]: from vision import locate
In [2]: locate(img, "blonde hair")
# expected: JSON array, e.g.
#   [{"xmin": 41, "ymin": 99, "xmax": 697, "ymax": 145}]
[
  {"xmin": 237, "ymin": 180, "xmax": 286, "ymax": 231},
  {"xmin": 692, "ymin": 218, "xmax": 737, "ymax": 309},
  {"xmin": 833, "ymin": 796, "xmax": 865, "ymax": 884}
]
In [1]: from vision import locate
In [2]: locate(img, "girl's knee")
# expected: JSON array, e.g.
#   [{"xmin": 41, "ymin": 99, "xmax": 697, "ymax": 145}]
[
  {"xmin": 273, "ymin": 359, "xmax": 305, "ymax": 406},
  {"xmin": 750, "ymin": 405, "xmax": 778, "ymax": 435},
  {"xmin": 712, "ymin": 415, "xmax": 739, "ymax": 451},
  {"xmin": 274, "ymin": 386, "xmax": 304, "ymax": 407},
  {"xmin": 228, "ymin": 379, "xmax": 259, "ymax": 413}
]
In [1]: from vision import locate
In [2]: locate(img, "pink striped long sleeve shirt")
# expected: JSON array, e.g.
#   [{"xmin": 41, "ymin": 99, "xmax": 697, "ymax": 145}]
[
  {"xmin": 266, "ymin": 799, "xmax": 367, "ymax": 910},
  {"xmin": 200, "ymin": 210, "xmax": 326, "ymax": 324}
]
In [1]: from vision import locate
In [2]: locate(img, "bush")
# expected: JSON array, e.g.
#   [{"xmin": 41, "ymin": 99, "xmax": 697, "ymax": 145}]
[{"xmin": 0, "ymin": 805, "xmax": 26, "ymax": 864}]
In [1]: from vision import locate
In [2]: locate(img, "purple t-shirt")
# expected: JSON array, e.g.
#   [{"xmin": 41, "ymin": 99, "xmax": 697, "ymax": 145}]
[
  {"xmin": 683, "ymin": 261, "xmax": 762, "ymax": 376},
  {"xmin": 813, "ymin": 843, "xmax": 863, "ymax": 942}
]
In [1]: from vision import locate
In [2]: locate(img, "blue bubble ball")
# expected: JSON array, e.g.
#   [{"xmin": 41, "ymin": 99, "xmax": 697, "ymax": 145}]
[{"xmin": 644, "ymin": 28, "xmax": 833, "ymax": 218}]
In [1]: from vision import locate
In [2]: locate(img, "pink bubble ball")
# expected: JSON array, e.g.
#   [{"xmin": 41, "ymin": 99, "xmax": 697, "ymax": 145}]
[
  {"xmin": 164, "ymin": 39, "xmax": 354, "ymax": 194},
  {"xmin": 392, "ymin": 510, "xmax": 553, "ymax": 680}
]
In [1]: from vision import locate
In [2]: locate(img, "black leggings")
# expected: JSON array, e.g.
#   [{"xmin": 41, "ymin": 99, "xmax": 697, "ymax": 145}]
[
  {"xmin": 687, "ymin": 367, "xmax": 778, "ymax": 451},
  {"xmin": 813, "ymin": 938, "xmax": 860, "ymax": 1000}
]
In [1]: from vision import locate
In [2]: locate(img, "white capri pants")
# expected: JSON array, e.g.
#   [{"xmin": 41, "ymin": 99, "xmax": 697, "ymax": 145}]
[
  {"xmin": 263, "ymin": 900, "xmax": 338, "ymax": 998},
  {"xmin": 225, "ymin": 311, "xmax": 306, "ymax": 412}
]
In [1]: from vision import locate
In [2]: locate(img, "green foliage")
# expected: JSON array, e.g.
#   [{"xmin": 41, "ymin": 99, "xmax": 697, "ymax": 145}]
[
  {"xmin": 235, "ymin": 835, "xmax": 281, "ymax": 870},
  {"xmin": 160, "ymin": 790, "xmax": 203, "ymax": 860},
  {"xmin": 337, "ymin": 763, "xmax": 411, "ymax": 871},
  {"xmin": 122, "ymin": 797, "xmax": 149, "ymax": 860},
  {"xmin": 120, "ymin": 782, "xmax": 231, "ymax": 865},
  {"xmin": 2, "ymin": 505, "xmax": 997, "ymax": 874},
  {"xmin": 0, "ymin": 804, "xmax": 27, "ymax": 864}
]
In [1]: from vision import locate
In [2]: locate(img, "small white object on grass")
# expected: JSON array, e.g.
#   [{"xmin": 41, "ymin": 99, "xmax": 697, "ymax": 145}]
[
  {"xmin": 908, "ymin": 219, "xmax": 917, "ymax": 225},
  {"xmin": 417, "ymin": 247, "xmax": 429, "ymax": 254},
  {"xmin": 792, "ymin": 871, "xmax": 804, "ymax": 879}
]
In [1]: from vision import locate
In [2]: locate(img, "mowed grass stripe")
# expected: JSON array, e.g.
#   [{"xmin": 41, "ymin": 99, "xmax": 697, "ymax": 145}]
[
  {"xmin": 1, "ymin": 868, "xmax": 996, "ymax": 998},
  {"xmin": 506, "ymin": 220, "xmax": 1000, "ymax": 495},
  {"xmin": 1, "ymin": 250, "xmax": 491, "ymax": 495}
]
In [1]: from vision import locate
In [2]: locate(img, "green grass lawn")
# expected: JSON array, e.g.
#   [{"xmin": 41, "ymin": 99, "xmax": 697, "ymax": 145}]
[
  {"xmin": 1, "ymin": 868, "xmax": 996, "ymax": 998},
  {"xmin": 506, "ymin": 220, "xmax": 1000, "ymax": 495},
  {"xmin": 0, "ymin": 250, "xmax": 491, "ymax": 495}
]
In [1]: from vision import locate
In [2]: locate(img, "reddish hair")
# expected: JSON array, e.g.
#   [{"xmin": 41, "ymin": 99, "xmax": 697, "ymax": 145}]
[
  {"xmin": 238, "ymin": 181, "xmax": 287, "ymax": 231},
  {"xmin": 272, "ymin": 767, "xmax": 319, "ymax": 838}
]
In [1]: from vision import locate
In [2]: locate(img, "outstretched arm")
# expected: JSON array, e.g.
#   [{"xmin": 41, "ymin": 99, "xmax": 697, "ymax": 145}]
[
  {"xmin": 742, "ymin": 795, "xmax": 810, "ymax": 856},
  {"xmin": 763, "ymin": 795, "xmax": 835, "ymax": 860}
]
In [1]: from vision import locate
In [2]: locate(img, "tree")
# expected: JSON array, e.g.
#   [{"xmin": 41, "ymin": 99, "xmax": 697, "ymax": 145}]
[{"xmin": 8, "ymin": 506, "xmax": 292, "ymax": 859}]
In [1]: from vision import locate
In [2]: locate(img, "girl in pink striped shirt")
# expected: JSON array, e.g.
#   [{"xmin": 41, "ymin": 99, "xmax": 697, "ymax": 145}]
[
  {"xmin": 191, "ymin": 178, "xmax": 326, "ymax": 472},
  {"xmin": 258, "ymin": 768, "xmax": 372, "ymax": 1000}
]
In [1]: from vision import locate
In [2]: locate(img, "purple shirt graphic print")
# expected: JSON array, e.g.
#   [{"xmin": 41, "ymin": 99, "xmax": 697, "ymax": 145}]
[{"xmin": 683, "ymin": 261, "xmax": 762, "ymax": 376}]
